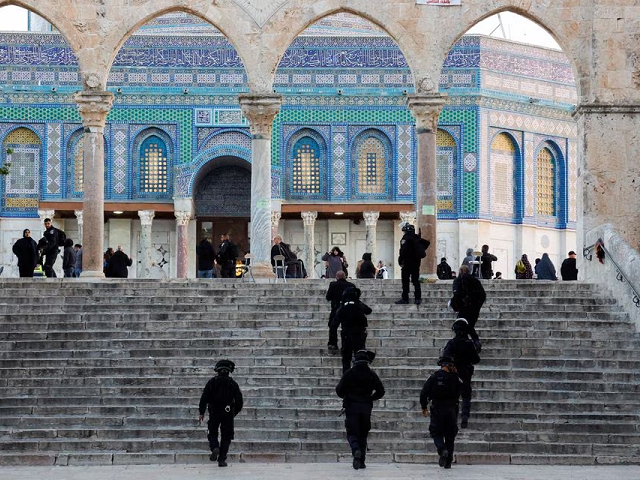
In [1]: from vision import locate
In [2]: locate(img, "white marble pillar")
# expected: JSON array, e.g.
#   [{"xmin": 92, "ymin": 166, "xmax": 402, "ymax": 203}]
[
  {"xmin": 271, "ymin": 211, "xmax": 281, "ymax": 242},
  {"xmin": 239, "ymin": 94, "xmax": 282, "ymax": 280},
  {"xmin": 175, "ymin": 211, "xmax": 191, "ymax": 279},
  {"xmin": 73, "ymin": 91, "xmax": 114, "ymax": 278},
  {"xmin": 407, "ymin": 94, "xmax": 447, "ymax": 276},
  {"xmin": 74, "ymin": 210, "xmax": 83, "ymax": 245},
  {"xmin": 363, "ymin": 211, "xmax": 380, "ymax": 260},
  {"xmin": 138, "ymin": 210, "xmax": 155, "ymax": 279},
  {"xmin": 301, "ymin": 211, "xmax": 317, "ymax": 279}
]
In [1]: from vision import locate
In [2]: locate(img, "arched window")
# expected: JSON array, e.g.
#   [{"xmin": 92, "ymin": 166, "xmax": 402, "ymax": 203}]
[
  {"xmin": 4, "ymin": 128, "xmax": 40, "ymax": 195},
  {"xmin": 291, "ymin": 136, "xmax": 322, "ymax": 196},
  {"xmin": 490, "ymin": 133, "xmax": 517, "ymax": 218},
  {"xmin": 71, "ymin": 134, "xmax": 84, "ymax": 195},
  {"xmin": 536, "ymin": 146, "xmax": 556, "ymax": 217},
  {"xmin": 352, "ymin": 129, "xmax": 391, "ymax": 199},
  {"xmin": 139, "ymin": 135, "xmax": 169, "ymax": 194},
  {"xmin": 436, "ymin": 129, "xmax": 457, "ymax": 212}
]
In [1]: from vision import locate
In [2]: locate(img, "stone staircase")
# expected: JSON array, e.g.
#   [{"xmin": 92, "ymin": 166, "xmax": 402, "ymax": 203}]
[{"xmin": 0, "ymin": 279, "xmax": 639, "ymax": 466}]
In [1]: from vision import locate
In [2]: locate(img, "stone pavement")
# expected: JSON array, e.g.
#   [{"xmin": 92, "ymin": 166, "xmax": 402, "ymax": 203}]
[{"xmin": 2, "ymin": 464, "xmax": 640, "ymax": 480}]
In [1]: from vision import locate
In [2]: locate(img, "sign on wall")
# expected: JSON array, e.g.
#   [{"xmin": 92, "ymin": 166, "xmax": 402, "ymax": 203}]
[{"xmin": 416, "ymin": 0, "xmax": 462, "ymax": 5}]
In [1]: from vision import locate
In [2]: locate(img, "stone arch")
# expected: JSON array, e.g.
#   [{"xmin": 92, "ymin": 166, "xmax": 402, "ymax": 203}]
[
  {"xmin": 533, "ymin": 139, "xmax": 567, "ymax": 227},
  {"xmin": 192, "ymin": 156, "xmax": 252, "ymax": 218},
  {"xmin": 284, "ymin": 128, "xmax": 328, "ymax": 200},
  {"xmin": 350, "ymin": 128, "xmax": 393, "ymax": 200}
]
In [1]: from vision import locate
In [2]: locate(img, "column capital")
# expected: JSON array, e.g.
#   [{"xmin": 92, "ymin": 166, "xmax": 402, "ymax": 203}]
[
  {"xmin": 363, "ymin": 211, "xmax": 380, "ymax": 227},
  {"xmin": 138, "ymin": 210, "xmax": 155, "ymax": 227},
  {"xmin": 74, "ymin": 210, "xmax": 84, "ymax": 224},
  {"xmin": 400, "ymin": 211, "xmax": 417, "ymax": 226},
  {"xmin": 175, "ymin": 211, "xmax": 191, "ymax": 227},
  {"xmin": 73, "ymin": 91, "xmax": 114, "ymax": 131},
  {"xmin": 271, "ymin": 211, "xmax": 281, "ymax": 227},
  {"xmin": 301, "ymin": 211, "xmax": 318, "ymax": 227},
  {"xmin": 238, "ymin": 94, "xmax": 282, "ymax": 138},
  {"xmin": 38, "ymin": 209, "xmax": 55, "ymax": 223},
  {"xmin": 406, "ymin": 93, "xmax": 447, "ymax": 133}
]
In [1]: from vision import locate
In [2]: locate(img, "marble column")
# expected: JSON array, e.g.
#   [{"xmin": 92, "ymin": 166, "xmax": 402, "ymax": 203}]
[
  {"xmin": 301, "ymin": 211, "xmax": 317, "ymax": 279},
  {"xmin": 400, "ymin": 211, "xmax": 417, "ymax": 227},
  {"xmin": 73, "ymin": 91, "xmax": 114, "ymax": 278},
  {"xmin": 138, "ymin": 210, "xmax": 155, "ymax": 279},
  {"xmin": 271, "ymin": 211, "xmax": 281, "ymax": 241},
  {"xmin": 239, "ymin": 94, "xmax": 282, "ymax": 280},
  {"xmin": 407, "ymin": 94, "xmax": 447, "ymax": 276},
  {"xmin": 363, "ymin": 211, "xmax": 380, "ymax": 260},
  {"xmin": 175, "ymin": 211, "xmax": 191, "ymax": 279},
  {"xmin": 74, "ymin": 210, "xmax": 83, "ymax": 245}
]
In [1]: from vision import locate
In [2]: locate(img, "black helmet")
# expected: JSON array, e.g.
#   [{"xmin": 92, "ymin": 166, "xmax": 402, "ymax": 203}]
[
  {"xmin": 341, "ymin": 286, "xmax": 361, "ymax": 303},
  {"xmin": 401, "ymin": 222, "xmax": 415, "ymax": 233},
  {"xmin": 353, "ymin": 349, "xmax": 376, "ymax": 364},
  {"xmin": 437, "ymin": 355, "xmax": 455, "ymax": 367},
  {"xmin": 452, "ymin": 318, "xmax": 469, "ymax": 332},
  {"xmin": 214, "ymin": 359, "xmax": 235, "ymax": 374}
]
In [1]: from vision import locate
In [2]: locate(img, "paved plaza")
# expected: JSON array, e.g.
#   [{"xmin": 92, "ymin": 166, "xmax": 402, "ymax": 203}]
[{"xmin": 2, "ymin": 464, "xmax": 640, "ymax": 480}]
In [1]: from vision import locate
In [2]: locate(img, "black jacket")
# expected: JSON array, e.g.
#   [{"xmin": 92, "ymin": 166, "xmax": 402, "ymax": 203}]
[
  {"xmin": 331, "ymin": 300, "xmax": 372, "ymax": 337},
  {"xmin": 218, "ymin": 239, "xmax": 237, "ymax": 262},
  {"xmin": 480, "ymin": 252, "xmax": 498, "ymax": 279},
  {"xmin": 105, "ymin": 250, "xmax": 132, "ymax": 278},
  {"xmin": 420, "ymin": 369, "xmax": 461, "ymax": 409},
  {"xmin": 42, "ymin": 226, "xmax": 60, "ymax": 254},
  {"xmin": 62, "ymin": 245, "xmax": 77, "ymax": 270},
  {"xmin": 326, "ymin": 278, "xmax": 356, "ymax": 312},
  {"xmin": 196, "ymin": 240, "xmax": 216, "ymax": 270},
  {"xmin": 199, "ymin": 374, "xmax": 243, "ymax": 417},
  {"xmin": 336, "ymin": 362, "xmax": 385, "ymax": 406},
  {"xmin": 443, "ymin": 334, "xmax": 480, "ymax": 375},
  {"xmin": 12, "ymin": 237, "xmax": 38, "ymax": 268},
  {"xmin": 560, "ymin": 257, "xmax": 578, "ymax": 281},
  {"xmin": 451, "ymin": 273, "xmax": 486, "ymax": 312},
  {"xmin": 358, "ymin": 260, "xmax": 376, "ymax": 279},
  {"xmin": 398, "ymin": 232, "xmax": 422, "ymax": 268},
  {"xmin": 437, "ymin": 261, "xmax": 453, "ymax": 280}
]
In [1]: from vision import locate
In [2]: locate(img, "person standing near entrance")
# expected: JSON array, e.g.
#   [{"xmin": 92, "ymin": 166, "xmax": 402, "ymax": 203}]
[
  {"xmin": 197, "ymin": 238, "xmax": 216, "ymax": 278},
  {"xmin": 395, "ymin": 222, "xmax": 423, "ymax": 305},
  {"xmin": 12, "ymin": 229, "xmax": 38, "ymax": 278},
  {"xmin": 560, "ymin": 251, "xmax": 578, "ymax": 281},
  {"xmin": 41, "ymin": 218, "xmax": 61, "ymax": 278},
  {"xmin": 217, "ymin": 233, "xmax": 238, "ymax": 278}
]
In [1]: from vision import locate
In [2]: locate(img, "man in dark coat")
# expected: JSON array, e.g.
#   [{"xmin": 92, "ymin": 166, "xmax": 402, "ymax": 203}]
[
  {"xmin": 395, "ymin": 222, "xmax": 424, "ymax": 305},
  {"xmin": 196, "ymin": 238, "xmax": 216, "ymax": 278},
  {"xmin": 105, "ymin": 246, "xmax": 132, "ymax": 278},
  {"xmin": 480, "ymin": 244, "xmax": 497, "ymax": 280},
  {"xmin": 437, "ymin": 257, "xmax": 453, "ymax": 280},
  {"xmin": 217, "ymin": 233, "xmax": 237, "ymax": 278},
  {"xmin": 560, "ymin": 250, "xmax": 578, "ymax": 281},
  {"xmin": 198, "ymin": 359, "xmax": 243, "ymax": 467},
  {"xmin": 420, "ymin": 355, "xmax": 462, "ymax": 469},
  {"xmin": 443, "ymin": 318, "xmax": 480, "ymax": 429},
  {"xmin": 331, "ymin": 287, "xmax": 372, "ymax": 373},
  {"xmin": 450, "ymin": 267, "xmax": 486, "ymax": 351},
  {"xmin": 325, "ymin": 270, "xmax": 355, "ymax": 353},
  {"xmin": 12, "ymin": 229, "xmax": 38, "ymax": 277},
  {"xmin": 62, "ymin": 238, "xmax": 76, "ymax": 278},
  {"xmin": 42, "ymin": 218, "xmax": 61, "ymax": 277},
  {"xmin": 336, "ymin": 350, "xmax": 385, "ymax": 470}
]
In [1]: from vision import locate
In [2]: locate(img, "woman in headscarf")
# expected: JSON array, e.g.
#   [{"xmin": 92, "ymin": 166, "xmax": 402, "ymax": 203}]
[
  {"xmin": 535, "ymin": 253, "xmax": 557, "ymax": 280},
  {"xmin": 12, "ymin": 229, "xmax": 39, "ymax": 277},
  {"xmin": 322, "ymin": 246, "xmax": 348, "ymax": 279},
  {"xmin": 515, "ymin": 254, "xmax": 534, "ymax": 280}
]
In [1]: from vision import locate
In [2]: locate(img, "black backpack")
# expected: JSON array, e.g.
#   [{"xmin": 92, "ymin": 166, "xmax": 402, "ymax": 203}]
[
  {"xmin": 57, "ymin": 229, "xmax": 67, "ymax": 248},
  {"xmin": 229, "ymin": 242, "xmax": 240, "ymax": 259},
  {"xmin": 416, "ymin": 235, "xmax": 430, "ymax": 259}
]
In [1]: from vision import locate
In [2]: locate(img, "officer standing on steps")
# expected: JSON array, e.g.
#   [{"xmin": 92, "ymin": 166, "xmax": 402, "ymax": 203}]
[
  {"xmin": 331, "ymin": 287, "xmax": 372, "ymax": 373},
  {"xmin": 395, "ymin": 222, "xmax": 425, "ymax": 305},
  {"xmin": 198, "ymin": 359, "xmax": 243, "ymax": 467},
  {"xmin": 420, "ymin": 355, "xmax": 462, "ymax": 469},
  {"xmin": 336, "ymin": 349, "xmax": 385, "ymax": 470},
  {"xmin": 443, "ymin": 318, "xmax": 480, "ymax": 429}
]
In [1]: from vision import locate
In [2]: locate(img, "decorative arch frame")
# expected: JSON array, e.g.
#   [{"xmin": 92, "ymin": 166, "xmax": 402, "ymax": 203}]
[
  {"xmin": 1, "ymin": 126, "xmax": 43, "ymax": 215},
  {"xmin": 284, "ymin": 127, "xmax": 328, "ymax": 200},
  {"xmin": 488, "ymin": 129, "xmax": 524, "ymax": 223},
  {"xmin": 132, "ymin": 127, "xmax": 174, "ymax": 199},
  {"xmin": 349, "ymin": 127, "xmax": 394, "ymax": 200},
  {"xmin": 63, "ymin": 126, "xmax": 111, "ymax": 200},
  {"xmin": 436, "ymin": 126, "xmax": 461, "ymax": 217},
  {"xmin": 533, "ymin": 139, "xmax": 567, "ymax": 228}
]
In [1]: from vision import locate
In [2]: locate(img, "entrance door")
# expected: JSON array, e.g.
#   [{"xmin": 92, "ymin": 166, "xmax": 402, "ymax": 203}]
[{"xmin": 197, "ymin": 218, "xmax": 250, "ymax": 256}]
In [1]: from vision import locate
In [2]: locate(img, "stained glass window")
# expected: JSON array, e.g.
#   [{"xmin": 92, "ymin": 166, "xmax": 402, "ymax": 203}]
[
  {"xmin": 490, "ymin": 133, "xmax": 516, "ymax": 218},
  {"xmin": 357, "ymin": 136, "xmax": 385, "ymax": 195},
  {"xmin": 292, "ymin": 137, "xmax": 321, "ymax": 194},
  {"xmin": 4, "ymin": 128, "xmax": 40, "ymax": 195},
  {"xmin": 436, "ymin": 129, "xmax": 456, "ymax": 211},
  {"xmin": 536, "ymin": 147, "xmax": 555, "ymax": 216},
  {"xmin": 140, "ymin": 136, "xmax": 168, "ymax": 193}
]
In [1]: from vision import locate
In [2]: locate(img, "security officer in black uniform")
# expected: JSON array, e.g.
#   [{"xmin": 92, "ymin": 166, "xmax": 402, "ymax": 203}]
[
  {"xmin": 336, "ymin": 349, "xmax": 385, "ymax": 470},
  {"xmin": 420, "ymin": 355, "xmax": 462, "ymax": 469},
  {"xmin": 198, "ymin": 359, "xmax": 243, "ymax": 467},
  {"xmin": 395, "ymin": 222, "xmax": 423, "ymax": 305},
  {"xmin": 330, "ymin": 287, "xmax": 372, "ymax": 373},
  {"xmin": 443, "ymin": 318, "xmax": 480, "ymax": 429},
  {"xmin": 217, "ymin": 233, "xmax": 237, "ymax": 278},
  {"xmin": 42, "ymin": 217, "xmax": 61, "ymax": 277}
]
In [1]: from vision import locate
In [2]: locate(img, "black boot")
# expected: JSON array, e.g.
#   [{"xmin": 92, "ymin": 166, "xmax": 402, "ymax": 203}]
[
  {"xmin": 438, "ymin": 448, "xmax": 449, "ymax": 467},
  {"xmin": 209, "ymin": 447, "xmax": 219, "ymax": 461},
  {"xmin": 218, "ymin": 457, "xmax": 228, "ymax": 467},
  {"xmin": 352, "ymin": 449, "xmax": 362, "ymax": 470},
  {"xmin": 395, "ymin": 298, "xmax": 409, "ymax": 305},
  {"xmin": 360, "ymin": 448, "xmax": 366, "ymax": 469}
]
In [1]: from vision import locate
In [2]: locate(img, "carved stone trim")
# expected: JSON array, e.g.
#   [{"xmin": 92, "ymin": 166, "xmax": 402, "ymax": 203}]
[
  {"xmin": 363, "ymin": 211, "xmax": 380, "ymax": 227},
  {"xmin": 38, "ymin": 209, "xmax": 55, "ymax": 223},
  {"xmin": 239, "ymin": 94, "xmax": 282, "ymax": 137},
  {"xmin": 407, "ymin": 94, "xmax": 447, "ymax": 133},
  {"xmin": 399, "ymin": 211, "xmax": 417, "ymax": 226},
  {"xmin": 573, "ymin": 104, "xmax": 640, "ymax": 117},
  {"xmin": 175, "ymin": 211, "xmax": 191, "ymax": 227},
  {"xmin": 138, "ymin": 210, "xmax": 155, "ymax": 227},
  {"xmin": 74, "ymin": 210, "xmax": 84, "ymax": 225},
  {"xmin": 73, "ymin": 91, "xmax": 114, "ymax": 131},
  {"xmin": 271, "ymin": 211, "xmax": 281, "ymax": 228},
  {"xmin": 301, "ymin": 210, "xmax": 317, "ymax": 227}
]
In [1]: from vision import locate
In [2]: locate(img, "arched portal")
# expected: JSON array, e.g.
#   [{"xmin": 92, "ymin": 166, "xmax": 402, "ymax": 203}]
[{"xmin": 193, "ymin": 156, "xmax": 251, "ymax": 257}]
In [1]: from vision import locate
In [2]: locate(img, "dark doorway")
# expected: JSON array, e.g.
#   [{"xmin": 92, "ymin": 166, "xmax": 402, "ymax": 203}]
[{"xmin": 197, "ymin": 218, "xmax": 249, "ymax": 258}]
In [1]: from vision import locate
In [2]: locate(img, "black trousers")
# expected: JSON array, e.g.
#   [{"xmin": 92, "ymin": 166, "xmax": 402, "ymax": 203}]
[
  {"xmin": 429, "ymin": 405, "xmax": 459, "ymax": 460},
  {"xmin": 401, "ymin": 265, "xmax": 421, "ymax": 301},
  {"xmin": 43, "ymin": 250, "xmax": 58, "ymax": 277},
  {"xmin": 458, "ymin": 368, "xmax": 473, "ymax": 421},
  {"xmin": 341, "ymin": 331, "xmax": 366, "ymax": 373},
  {"xmin": 207, "ymin": 413, "xmax": 234, "ymax": 460},
  {"xmin": 345, "ymin": 402, "xmax": 372, "ymax": 458},
  {"xmin": 458, "ymin": 306, "xmax": 481, "ymax": 342},
  {"xmin": 328, "ymin": 310, "xmax": 338, "ymax": 347},
  {"xmin": 18, "ymin": 265, "xmax": 34, "ymax": 277},
  {"xmin": 220, "ymin": 260, "xmax": 236, "ymax": 278}
]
